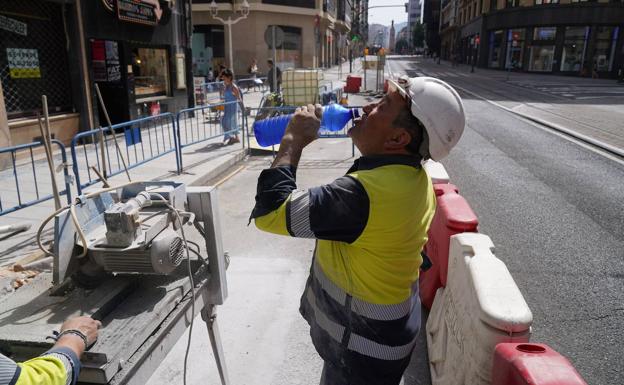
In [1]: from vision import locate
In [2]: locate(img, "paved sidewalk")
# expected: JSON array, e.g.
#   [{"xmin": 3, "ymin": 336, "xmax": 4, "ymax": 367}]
[{"xmin": 387, "ymin": 56, "xmax": 624, "ymax": 154}]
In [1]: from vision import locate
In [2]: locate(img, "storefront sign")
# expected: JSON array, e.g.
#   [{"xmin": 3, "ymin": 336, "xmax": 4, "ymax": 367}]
[
  {"xmin": 117, "ymin": 0, "xmax": 163, "ymax": 26},
  {"xmin": 6, "ymin": 48, "xmax": 40, "ymax": 79},
  {"xmin": 0, "ymin": 15, "xmax": 27, "ymax": 36}
]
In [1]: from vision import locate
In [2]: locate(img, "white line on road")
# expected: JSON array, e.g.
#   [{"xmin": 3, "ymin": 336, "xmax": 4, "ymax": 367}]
[{"xmin": 451, "ymin": 83, "xmax": 624, "ymax": 165}]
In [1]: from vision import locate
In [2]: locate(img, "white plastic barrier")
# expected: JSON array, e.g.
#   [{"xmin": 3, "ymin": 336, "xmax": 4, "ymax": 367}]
[
  {"xmin": 422, "ymin": 160, "xmax": 450, "ymax": 184},
  {"xmin": 426, "ymin": 233, "xmax": 533, "ymax": 385}
]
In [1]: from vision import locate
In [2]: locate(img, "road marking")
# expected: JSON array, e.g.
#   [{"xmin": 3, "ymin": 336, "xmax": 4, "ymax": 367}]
[{"xmin": 449, "ymin": 83, "xmax": 624, "ymax": 164}]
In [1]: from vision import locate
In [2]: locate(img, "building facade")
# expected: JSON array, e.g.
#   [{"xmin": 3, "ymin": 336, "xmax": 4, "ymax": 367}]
[
  {"xmin": 0, "ymin": 0, "xmax": 193, "ymax": 147},
  {"xmin": 423, "ymin": 0, "xmax": 442, "ymax": 55},
  {"xmin": 192, "ymin": 0, "xmax": 352, "ymax": 79},
  {"xmin": 406, "ymin": 0, "xmax": 423, "ymax": 48},
  {"xmin": 350, "ymin": 0, "xmax": 368, "ymax": 56},
  {"xmin": 440, "ymin": 0, "xmax": 624, "ymax": 78}
]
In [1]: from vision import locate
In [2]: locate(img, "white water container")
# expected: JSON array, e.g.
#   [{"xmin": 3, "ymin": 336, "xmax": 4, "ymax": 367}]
[
  {"xmin": 427, "ymin": 233, "xmax": 533, "ymax": 385},
  {"xmin": 422, "ymin": 160, "xmax": 450, "ymax": 184},
  {"xmin": 282, "ymin": 69, "xmax": 321, "ymax": 106}
]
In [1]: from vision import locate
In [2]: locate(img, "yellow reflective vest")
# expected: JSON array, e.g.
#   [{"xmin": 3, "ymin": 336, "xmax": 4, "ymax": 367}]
[{"xmin": 252, "ymin": 154, "xmax": 435, "ymax": 384}]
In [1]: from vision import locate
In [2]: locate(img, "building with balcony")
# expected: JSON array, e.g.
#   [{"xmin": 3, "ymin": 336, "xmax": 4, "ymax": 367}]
[
  {"xmin": 447, "ymin": 0, "xmax": 624, "ymax": 78},
  {"xmin": 350, "ymin": 0, "xmax": 368, "ymax": 56},
  {"xmin": 192, "ymin": 0, "xmax": 352, "ymax": 78}
]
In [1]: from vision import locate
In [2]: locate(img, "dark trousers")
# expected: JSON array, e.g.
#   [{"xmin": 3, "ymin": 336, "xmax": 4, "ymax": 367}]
[{"xmin": 319, "ymin": 361, "xmax": 404, "ymax": 385}]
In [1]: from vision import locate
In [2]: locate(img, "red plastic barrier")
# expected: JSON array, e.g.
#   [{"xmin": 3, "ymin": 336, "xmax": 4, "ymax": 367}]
[
  {"xmin": 344, "ymin": 76, "xmax": 362, "ymax": 93},
  {"xmin": 493, "ymin": 343, "xmax": 588, "ymax": 385},
  {"xmin": 419, "ymin": 183, "xmax": 478, "ymax": 309}
]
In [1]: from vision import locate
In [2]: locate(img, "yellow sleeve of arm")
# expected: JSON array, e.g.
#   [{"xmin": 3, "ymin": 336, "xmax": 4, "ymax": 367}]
[
  {"xmin": 16, "ymin": 356, "xmax": 67, "ymax": 385},
  {"xmin": 254, "ymin": 197, "xmax": 290, "ymax": 236}
]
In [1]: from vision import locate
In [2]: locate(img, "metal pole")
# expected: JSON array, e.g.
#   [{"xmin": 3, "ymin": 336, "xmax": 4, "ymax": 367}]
[
  {"xmin": 228, "ymin": 20, "xmax": 234, "ymax": 75},
  {"xmin": 471, "ymin": 44, "xmax": 475, "ymax": 73},
  {"xmin": 40, "ymin": 96, "xmax": 62, "ymax": 210},
  {"xmin": 272, "ymin": 26, "xmax": 277, "ymax": 93},
  {"xmin": 339, "ymin": 34, "xmax": 343, "ymax": 80},
  {"xmin": 363, "ymin": 55, "xmax": 367, "ymax": 91}
]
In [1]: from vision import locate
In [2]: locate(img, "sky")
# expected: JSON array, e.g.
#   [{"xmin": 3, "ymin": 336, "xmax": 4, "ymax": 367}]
[{"xmin": 366, "ymin": 0, "xmax": 408, "ymax": 27}]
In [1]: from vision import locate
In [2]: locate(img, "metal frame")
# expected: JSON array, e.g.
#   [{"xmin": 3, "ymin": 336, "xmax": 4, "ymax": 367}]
[
  {"xmin": 70, "ymin": 113, "xmax": 179, "ymax": 195},
  {"xmin": 176, "ymin": 100, "xmax": 247, "ymax": 173},
  {"xmin": 0, "ymin": 140, "xmax": 72, "ymax": 216}
]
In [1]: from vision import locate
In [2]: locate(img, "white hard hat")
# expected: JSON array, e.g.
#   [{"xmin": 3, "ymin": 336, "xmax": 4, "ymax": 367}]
[{"xmin": 388, "ymin": 76, "xmax": 465, "ymax": 161}]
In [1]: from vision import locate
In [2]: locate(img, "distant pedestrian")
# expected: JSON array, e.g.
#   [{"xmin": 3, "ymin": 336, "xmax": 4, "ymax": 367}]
[
  {"xmin": 267, "ymin": 59, "xmax": 282, "ymax": 93},
  {"xmin": 248, "ymin": 58, "xmax": 261, "ymax": 91},
  {"xmin": 220, "ymin": 69, "xmax": 241, "ymax": 145}
]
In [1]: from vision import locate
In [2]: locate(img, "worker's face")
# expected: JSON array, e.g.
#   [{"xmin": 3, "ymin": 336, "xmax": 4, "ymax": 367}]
[{"xmin": 349, "ymin": 89, "xmax": 411, "ymax": 156}]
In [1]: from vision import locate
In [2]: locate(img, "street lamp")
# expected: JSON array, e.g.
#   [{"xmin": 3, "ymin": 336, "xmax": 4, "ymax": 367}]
[{"xmin": 209, "ymin": 0, "xmax": 250, "ymax": 75}]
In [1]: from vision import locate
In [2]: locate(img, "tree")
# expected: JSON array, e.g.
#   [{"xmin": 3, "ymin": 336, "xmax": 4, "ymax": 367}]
[
  {"xmin": 395, "ymin": 39, "xmax": 409, "ymax": 54},
  {"xmin": 412, "ymin": 22, "xmax": 425, "ymax": 48}
]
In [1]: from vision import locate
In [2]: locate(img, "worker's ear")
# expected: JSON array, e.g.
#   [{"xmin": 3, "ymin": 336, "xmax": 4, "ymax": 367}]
[{"xmin": 384, "ymin": 128, "xmax": 411, "ymax": 151}]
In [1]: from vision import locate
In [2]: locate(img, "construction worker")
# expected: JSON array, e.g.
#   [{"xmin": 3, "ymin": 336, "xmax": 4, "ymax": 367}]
[
  {"xmin": 1, "ymin": 316, "xmax": 100, "ymax": 385},
  {"xmin": 251, "ymin": 76, "xmax": 465, "ymax": 385}
]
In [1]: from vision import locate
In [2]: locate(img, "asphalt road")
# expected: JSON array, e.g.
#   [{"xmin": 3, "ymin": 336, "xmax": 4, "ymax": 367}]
[{"xmin": 389, "ymin": 57, "xmax": 624, "ymax": 384}]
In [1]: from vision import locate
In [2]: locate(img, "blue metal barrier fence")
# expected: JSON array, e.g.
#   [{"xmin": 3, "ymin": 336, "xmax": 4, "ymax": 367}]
[
  {"xmin": 71, "ymin": 113, "xmax": 178, "ymax": 195},
  {"xmin": 176, "ymin": 100, "xmax": 246, "ymax": 173},
  {"xmin": 0, "ymin": 140, "xmax": 72, "ymax": 216}
]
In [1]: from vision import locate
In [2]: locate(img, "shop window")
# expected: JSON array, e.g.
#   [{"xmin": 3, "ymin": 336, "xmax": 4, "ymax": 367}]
[
  {"xmin": 529, "ymin": 46, "xmax": 555, "ymax": 72},
  {"xmin": 505, "ymin": 29, "xmax": 525, "ymax": 69},
  {"xmin": 506, "ymin": 0, "xmax": 519, "ymax": 7},
  {"xmin": 560, "ymin": 26, "xmax": 589, "ymax": 72},
  {"xmin": 534, "ymin": 0, "xmax": 559, "ymax": 4},
  {"xmin": 132, "ymin": 47, "xmax": 170, "ymax": 100},
  {"xmin": 592, "ymin": 26, "xmax": 619, "ymax": 72},
  {"xmin": 488, "ymin": 30, "xmax": 504, "ymax": 68},
  {"xmin": 533, "ymin": 27, "xmax": 556, "ymax": 41},
  {"xmin": 0, "ymin": 0, "xmax": 73, "ymax": 118}
]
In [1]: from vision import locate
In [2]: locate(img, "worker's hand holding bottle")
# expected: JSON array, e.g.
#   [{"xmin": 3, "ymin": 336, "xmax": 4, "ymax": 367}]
[{"xmin": 283, "ymin": 104, "xmax": 323, "ymax": 148}]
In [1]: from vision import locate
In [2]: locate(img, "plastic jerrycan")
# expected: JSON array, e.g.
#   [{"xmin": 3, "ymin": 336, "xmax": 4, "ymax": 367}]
[{"xmin": 253, "ymin": 104, "xmax": 360, "ymax": 147}]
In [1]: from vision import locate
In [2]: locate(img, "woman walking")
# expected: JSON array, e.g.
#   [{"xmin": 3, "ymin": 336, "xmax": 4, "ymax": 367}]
[{"xmin": 220, "ymin": 69, "xmax": 242, "ymax": 145}]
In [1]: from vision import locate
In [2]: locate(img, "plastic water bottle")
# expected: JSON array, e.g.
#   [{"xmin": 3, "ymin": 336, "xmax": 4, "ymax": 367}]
[{"xmin": 253, "ymin": 104, "xmax": 360, "ymax": 147}]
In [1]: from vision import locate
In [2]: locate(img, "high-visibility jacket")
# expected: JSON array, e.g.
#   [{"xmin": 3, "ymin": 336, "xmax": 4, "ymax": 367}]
[
  {"xmin": 1, "ymin": 347, "xmax": 80, "ymax": 385},
  {"xmin": 252, "ymin": 154, "xmax": 435, "ymax": 383}
]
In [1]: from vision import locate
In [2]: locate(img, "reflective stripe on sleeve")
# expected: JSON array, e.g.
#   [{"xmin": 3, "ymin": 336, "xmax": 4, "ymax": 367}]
[
  {"xmin": 0, "ymin": 354, "xmax": 19, "ymax": 385},
  {"xmin": 288, "ymin": 190, "xmax": 315, "ymax": 238}
]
